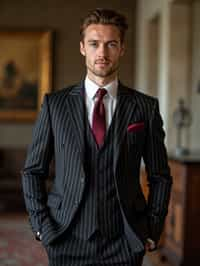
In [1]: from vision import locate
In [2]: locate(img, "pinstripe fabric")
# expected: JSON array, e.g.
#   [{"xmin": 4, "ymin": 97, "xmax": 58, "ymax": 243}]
[
  {"xmin": 71, "ymin": 107, "xmax": 124, "ymax": 240},
  {"xmin": 45, "ymin": 230, "xmax": 144, "ymax": 266},
  {"xmin": 22, "ymin": 81, "xmax": 172, "ymax": 257}
]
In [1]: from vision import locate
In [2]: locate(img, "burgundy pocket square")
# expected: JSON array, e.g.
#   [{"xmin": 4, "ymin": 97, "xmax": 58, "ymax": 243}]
[{"xmin": 127, "ymin": 122, "xmax": 144, "ymax": 132}]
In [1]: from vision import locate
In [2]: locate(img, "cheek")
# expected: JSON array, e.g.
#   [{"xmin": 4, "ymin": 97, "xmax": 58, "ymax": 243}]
[
  {"xmin": 110, "ymin": 53, "xmax": 121, "ymax": 63},
  {"xmin": 85, "ymin": 52, "xmax": 95, "ymax": 64},
  {"xmin": 109, "ymin": 49, "xmax": 121, "ymax": 57},
  {"xmin": 85, "ymin": 56, "xmax": 93, "ymax": 68}
]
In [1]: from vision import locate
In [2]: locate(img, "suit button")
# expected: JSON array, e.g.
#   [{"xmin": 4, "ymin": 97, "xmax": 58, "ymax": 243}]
[{"xmin": 80, "ymin": 177, "xmax": 85, "ymax": 184}]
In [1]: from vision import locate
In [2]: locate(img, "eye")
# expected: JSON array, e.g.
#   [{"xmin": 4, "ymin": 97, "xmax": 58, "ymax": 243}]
[
  {"xmin": 89, "ymin": 42, "xmax": 98, "ymax": 48},
  {"xmin": 108, "ymin": 42, "xmax": 118, "ymax": 48}
]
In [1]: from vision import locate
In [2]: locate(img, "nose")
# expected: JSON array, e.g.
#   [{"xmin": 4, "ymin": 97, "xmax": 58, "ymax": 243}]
[{"xmin": 97, "ymin": 44, "xmax": 108, "ymax": 57}]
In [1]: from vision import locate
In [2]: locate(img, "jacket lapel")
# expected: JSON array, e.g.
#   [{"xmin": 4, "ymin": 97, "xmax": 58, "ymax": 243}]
[
  {"xmin": 64, "ymin": 81, "xmax": 138, "ymax": 177},
  {"xmin": 113, "ymin": 83, "xmax": 137, "ymax": 176},
  {"xmin": 65, "ymin": 81, "xmax": 85, "ymax": 162}
]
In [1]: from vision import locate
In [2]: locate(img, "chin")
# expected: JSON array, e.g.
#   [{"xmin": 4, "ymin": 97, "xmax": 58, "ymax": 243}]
[{"xmin": 95, "ymin": 68, "xmax": 113, "ymax": 76}]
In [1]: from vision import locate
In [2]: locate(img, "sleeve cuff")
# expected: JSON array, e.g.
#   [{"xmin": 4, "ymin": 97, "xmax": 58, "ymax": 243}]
[
  {"xmin": 35, "ymin": 231, "xmax": 42, "ymax": 241},
  {"xmin": 146, "ymin": 238, "xmax": 157, "ymax": 251}
]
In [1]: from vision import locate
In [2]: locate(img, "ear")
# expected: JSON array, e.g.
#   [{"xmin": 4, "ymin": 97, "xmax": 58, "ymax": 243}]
[
  {"xmin": 120, "ymin": 43, "xmax": 125, "ymax": 57},
  {"xmin": 80, "ymin": 41, "xmax": 86, "ymax": 56}
]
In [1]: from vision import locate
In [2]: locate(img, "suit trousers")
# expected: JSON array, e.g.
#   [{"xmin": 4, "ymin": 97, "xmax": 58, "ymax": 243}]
[{"xmin": 44, "ymin": 230, "xmax": 145, "ymax": 266}]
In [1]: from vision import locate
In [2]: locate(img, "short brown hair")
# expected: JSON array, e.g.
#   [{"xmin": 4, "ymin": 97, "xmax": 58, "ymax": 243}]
[{"xmin": 80, "ymin": 8, "xmax": 128, "ymax": 43}]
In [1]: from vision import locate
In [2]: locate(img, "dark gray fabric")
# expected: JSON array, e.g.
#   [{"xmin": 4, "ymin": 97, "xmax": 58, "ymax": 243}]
[
  {"xmin": 71, "ymin": 105, "xmax": 124, "ymax": 239},
  {"xmin": 22, "ymin": 81, "xmax": 172, "ymax": 264},
  {"xmin": 45, "ymin": 230, "xmax": 145, "ymax": 266}
]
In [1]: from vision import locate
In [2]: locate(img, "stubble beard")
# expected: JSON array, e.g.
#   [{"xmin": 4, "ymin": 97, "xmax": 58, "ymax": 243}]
[{"xmin": 87, "ymin": 62, "xmax": 119, "ymax": 79}]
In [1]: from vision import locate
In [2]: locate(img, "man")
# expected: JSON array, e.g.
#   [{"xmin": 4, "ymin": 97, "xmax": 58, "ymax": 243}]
[{"xmin": 22, "ymin": 8, "xmax": 172, "ymax": 266}]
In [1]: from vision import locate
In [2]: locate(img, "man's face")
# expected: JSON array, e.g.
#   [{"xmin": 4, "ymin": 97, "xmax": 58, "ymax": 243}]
[{"xmin": 80, "ymin": 24, "xmax": 125, "ymax": 81}]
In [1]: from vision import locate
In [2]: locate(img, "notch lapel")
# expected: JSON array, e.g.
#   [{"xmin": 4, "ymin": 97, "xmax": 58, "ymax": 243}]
[
  {"xmin": 65, "ymin": 82, "xmax": 85, "ymax": 162},
  {"xmin": 113, "ymin": 83, "xmax": 137, "ymax": 176},
  {"xmin": 64, "ymin": 81, "xmax": 138, "ymax": 178}
]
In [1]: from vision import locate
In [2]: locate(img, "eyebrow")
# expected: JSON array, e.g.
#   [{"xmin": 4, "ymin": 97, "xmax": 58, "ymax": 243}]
[{"xmin": 87, "ymin": 40, "xmax": 119, "ymax": 44}]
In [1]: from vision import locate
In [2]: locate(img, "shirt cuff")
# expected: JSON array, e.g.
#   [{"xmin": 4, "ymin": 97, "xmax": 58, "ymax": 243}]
[
  {"xmin": 35, "ymin": 231, "xmax": 42, "ymax": 241},
  {"xmin": 146, "ymin": 238, "xmax": 157, "ymax": 251}
]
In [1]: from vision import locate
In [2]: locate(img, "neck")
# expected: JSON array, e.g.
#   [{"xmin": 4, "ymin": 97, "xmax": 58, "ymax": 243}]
[{"xmin": 87, "ymin": 73, "xmax": 117, "ymax": 87}]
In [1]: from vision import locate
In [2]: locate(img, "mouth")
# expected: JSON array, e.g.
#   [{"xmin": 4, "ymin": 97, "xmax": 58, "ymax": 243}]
[{"xmin": 95, "ymin": 61, "xmax": 110, "ymax": 67}]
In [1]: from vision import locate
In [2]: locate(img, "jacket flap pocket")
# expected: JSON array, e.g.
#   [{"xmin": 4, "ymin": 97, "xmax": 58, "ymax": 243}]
[{"xmin": 47, "ymin": 193, "xmax": 62, "ymax": 209}]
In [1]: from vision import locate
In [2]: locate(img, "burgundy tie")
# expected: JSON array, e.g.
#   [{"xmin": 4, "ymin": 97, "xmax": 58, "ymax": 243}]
[{"xmin": 92, "ymin": 88, "xmax": 107, "ymax": 147}]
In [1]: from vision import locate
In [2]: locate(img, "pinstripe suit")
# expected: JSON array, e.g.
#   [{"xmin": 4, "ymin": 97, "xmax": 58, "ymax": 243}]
[{"xmin": 22, "ymin": 81, "xmax": 172, "ymax": 265}]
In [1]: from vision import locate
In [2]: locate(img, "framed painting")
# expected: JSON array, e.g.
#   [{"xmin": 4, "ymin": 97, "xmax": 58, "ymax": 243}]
[{"xmin": 0, "ymin": 30, "xmax": 52, "ymax": 122}]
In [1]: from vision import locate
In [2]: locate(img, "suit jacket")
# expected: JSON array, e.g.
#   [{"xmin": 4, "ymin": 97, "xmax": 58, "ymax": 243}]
[{"xmin": 22, "ymin": 81, "xmax": 172, "ymax": 247}]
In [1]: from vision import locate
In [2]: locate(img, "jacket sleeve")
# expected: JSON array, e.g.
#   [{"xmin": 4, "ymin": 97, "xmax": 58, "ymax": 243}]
[
  {"xmin": 21, "ymin": 94, "xmax": 54, "ymax": 234},
  {"xmin": 142, "ymin": 99, "xmax": 173, "ymax": 245}
]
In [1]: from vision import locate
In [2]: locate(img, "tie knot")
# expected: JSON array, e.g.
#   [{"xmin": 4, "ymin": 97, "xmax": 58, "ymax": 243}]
[{"xmin": 96, "ymin": 88, "xmax": 107, "ymax": 100}]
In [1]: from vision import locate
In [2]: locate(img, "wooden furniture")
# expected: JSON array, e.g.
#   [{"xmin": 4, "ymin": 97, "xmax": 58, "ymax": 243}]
[
  {"xmin": 0, "ymin": 148, "xmax": 26, "ymax": 212},
  {"xmin": 160, "ymin": 153, "xmax": 200, "ymax": 265},
  {"xmin": 0, "ymin": 148, "xmax": 55, "ymax": 213},
  {"xmin": 140, "ymin": 153, "xmax": 200, "ymax": 265}
]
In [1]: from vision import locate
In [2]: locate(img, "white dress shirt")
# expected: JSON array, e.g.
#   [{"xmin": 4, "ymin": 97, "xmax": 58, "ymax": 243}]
[{"xmin": 84, "ymin": 76, "xmax": 118, "ymax": 130}]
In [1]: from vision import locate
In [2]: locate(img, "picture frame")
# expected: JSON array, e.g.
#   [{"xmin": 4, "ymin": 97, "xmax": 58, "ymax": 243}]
[{"xmin": 0, "ymin": 30, "xmax": 53, "ymax": 122}]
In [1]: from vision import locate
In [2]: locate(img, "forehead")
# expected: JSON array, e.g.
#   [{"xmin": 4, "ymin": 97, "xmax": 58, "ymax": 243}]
[{"xmin": 83, "ymin": 24, "xmax": 121, "ymax": 42}]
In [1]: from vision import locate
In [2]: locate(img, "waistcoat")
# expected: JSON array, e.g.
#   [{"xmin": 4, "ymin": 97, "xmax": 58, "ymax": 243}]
[{"xmin": 71, "ymin": 109, "xmax": 124, "ymax": 240}]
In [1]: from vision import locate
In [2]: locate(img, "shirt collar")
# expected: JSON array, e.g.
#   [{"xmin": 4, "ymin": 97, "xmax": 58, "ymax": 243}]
[{"xmin": 85, "ymin": 76, "xmax": 118, "ymax": 100}]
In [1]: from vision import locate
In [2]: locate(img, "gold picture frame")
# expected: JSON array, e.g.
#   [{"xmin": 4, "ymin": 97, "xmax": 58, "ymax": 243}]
[{"xmin": 0, "ymin": 30, "xmax": 52, "ymax": 122}]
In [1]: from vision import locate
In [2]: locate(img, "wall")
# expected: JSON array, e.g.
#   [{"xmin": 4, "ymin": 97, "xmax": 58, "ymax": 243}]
[
  {"xmin": 190, "ymin": 1, "xmax": 200, "ymax": 150},
  {"xmin": 0, "ymin": 0, "xmax": 136, "ymax": 148},
  {"xmin": 135, "ymin": 0, "xmax": 171, "ymax": 149},
  {"xmin": 168, "ymin": 3, "xmax": 192, "ymax": 150},
  {"xmin": 146, "ymin": 15, "xmax": 160, "ymax": 97},
  {"xmin": 135, "ymin": 0, "xmax": 200, "ymax": 152}
]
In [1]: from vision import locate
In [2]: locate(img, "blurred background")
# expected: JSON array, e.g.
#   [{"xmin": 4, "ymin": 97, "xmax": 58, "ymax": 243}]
[{"xmin": 0, "ymin": 0, "xmax": 200, "ymax": 265}]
